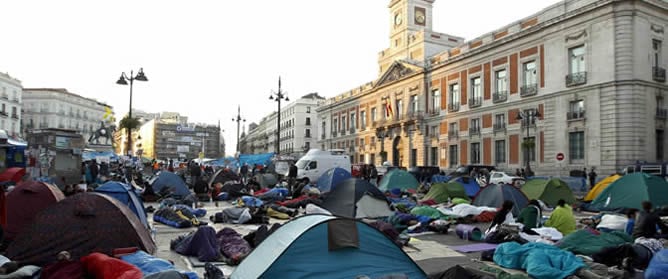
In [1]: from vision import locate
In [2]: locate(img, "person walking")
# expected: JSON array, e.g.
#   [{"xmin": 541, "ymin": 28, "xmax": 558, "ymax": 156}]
[{"xmin": 588, "ymin": 167, "xmax": 597, "ymax": 188}]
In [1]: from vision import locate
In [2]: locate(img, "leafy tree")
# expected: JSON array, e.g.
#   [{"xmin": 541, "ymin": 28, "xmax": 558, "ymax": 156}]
[{"xmin": 118, "ymin": 116, "xmax": 140, "ymax": 132}]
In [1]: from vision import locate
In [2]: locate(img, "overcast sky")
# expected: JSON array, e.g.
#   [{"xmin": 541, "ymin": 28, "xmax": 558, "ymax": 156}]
[{"xmin": 1, "ymin": 0, "xmax": 560, "ymax": 152}]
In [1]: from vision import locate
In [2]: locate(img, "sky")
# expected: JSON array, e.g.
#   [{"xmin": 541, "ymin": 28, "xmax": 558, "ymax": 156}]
[{"xmin": 1, "ymin": 0, "xmax": 561, "ymax": 152}]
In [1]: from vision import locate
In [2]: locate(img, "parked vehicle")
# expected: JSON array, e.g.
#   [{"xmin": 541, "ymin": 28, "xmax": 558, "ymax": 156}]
[
  {"xmin": 488, "ymin": 171, "xmax": 525, "ymax": 186},
  {"xmin": 449, "ymin": 165, "xmax": 496, "ymax": 178},
  {"xmin": 296, "ymin": 149, "xmax": 351, "ymax": 183},
  {"xmin": 351, "ymin": 163, "xmax": 374, "ymax": 178},
  {"xmin": 621, "ymin": 161, "xmax": 668, "ymax": 179}
]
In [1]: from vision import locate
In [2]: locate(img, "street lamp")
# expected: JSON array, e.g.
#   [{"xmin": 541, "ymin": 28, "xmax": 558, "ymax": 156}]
[
  {"xmin": 116, "ymin": 68, "xmax": 148, "ymax": 156},
  {"xmin": 515, "ymin": 108, "xmax": 541, "ymax": 177},
  {"xmin": 376, "ymin": 129, "xmax": 389, "ymax": 164},
  {"xmin": 269, "ymin": 76, "xmax": 289, "ymax": 155},
  {"xmin": 231, "ymin": 105, "xmax": 246, "ymax": 152}
]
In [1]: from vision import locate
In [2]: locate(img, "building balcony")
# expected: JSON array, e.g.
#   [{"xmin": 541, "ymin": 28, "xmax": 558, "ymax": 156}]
[
  {"xmin": 428, "ymin": 109, "xmax": 439, "ymax": 116},
  {"xmin": 331, "ymin": 131, "xmax": 337, "ymax": 137},
  {"xmin": 493, "ymin": 91, "xmax": 508, "ymax": 103},
  {"xmin": 493, "ymin": 123, "xmax": 506, "ymax": 133},
  {"xmin": 654, "ymin": 66, "xmax": 666, "ymax": 83},
  {"xmin": 340, "ymin": 129, "xmax": 346, "ymax": 136},
  {"xmin": 305, "ymin": 134, "xmax": 311, "ymax": 138},
  {"xmin": 0, "ymin": 94, "xmax": 7, "ymax": 100},
  {"xmin": 565, "ymin": 72, "xmax": 587, "ymax": 87},
  {"xmin": 11, "ymin": 114, "xmax": 18, "ymax": 119},
  {"xmin": 469, "ymin": 127, "xmax": 481, "ymax": 136},
  {"xmin": 657, "ymin": 108, "xmax": 667, "ymax": 120},
  {"xmin": 468, "ymin": 97, "xmax": 482, "ymax": 108},
  {"xmin": 349, "ymin": 128, "xmax": 356, "ymax": 135},
  {"xmin": 448, "ymin": 130, "xmax": 459, "ymax": 140},
  {"xmin": 321, "ymin": 134, "xmax": 326, "ymax": 140},
  {"xmin": 305, "ymin": 121, "xmax": 311, "ymax": 126},
  {"xmin": 406, "ymin": 111, "xmax": 424, "ymax": 121},
  {"xmin": 567, "ymin": 110, "xmax": 586, "ymax": 121},
  {"xmin": 0, "ymin": 111, "xmax": 7, "ymax": 117},
  {"xmin": 520, "ymin": 83, "xmax": 538, "ymax": 97},
  {"xmin": 448, "ymin": 103, "xmax": 460, "ymax": 112}
]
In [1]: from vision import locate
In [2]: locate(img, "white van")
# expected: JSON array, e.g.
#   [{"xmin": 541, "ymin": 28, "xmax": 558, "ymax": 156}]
[{"xmin": 296, "ymin": 149, "xmax": 351, "ymax": 183}]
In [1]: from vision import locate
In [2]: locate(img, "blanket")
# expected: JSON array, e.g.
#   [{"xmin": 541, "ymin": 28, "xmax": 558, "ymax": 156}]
[
  {"xmin": 493, "ymin": 242, "xmax": 584, "ymax": 279},
  {"xmin": 557, "ymin": 229, "xmax": 632, "ymax": 256}
]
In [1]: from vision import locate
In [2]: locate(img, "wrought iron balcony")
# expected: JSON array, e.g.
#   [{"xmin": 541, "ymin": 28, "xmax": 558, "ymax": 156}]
[
  {"xmin": 565, "ymin": 72, "xmax": 587, "ymax": 87},
  {"xmin": 468, "ymin": 97, "xmax": 483, "ymax": 108},
  {"xmin": 340, "ymin": 129, "xmax": 346, "ymax": 136},
  {"xmin": 654, "ymin": 66, "xmax": 666, "ymax": 82},
  {"xmin": 469, "ymin": 127, "xmax": 481, "ymax": 136},
  {"xmin": 447, "ymin": 130, "xmax": 459, "ymax": 140},
  {"xmin": 406, "ymin": 111, "xmax": 424, "ymax": 121},
  {"xmin": 567, "ymin": 110, "xmax": 586, "ymax": 120},
  {"xmin": 331, "ymin": 131, "xmax": 337, "ymax": 137},
  {"xmin": 493, "ymin": 123, "xmax": 506, "ymax": 132},
  {"xmin": 428, "ymin": 109, "xmax": 439, "ymax": 116},
  {"xmin": 520, "ymin": 83, "xmax": 538, "ymax": 97},
  {"xmin": 349, "ymin": 128, "xmax": 356, "ymax": 134},
  {"xmin": 0, "ymin": 111, "xmax": 7, "ymax": 117},
  {"xmin": 520, "ymin": 119, "xmax": 537, "ymax": 128},
  {"xmin": 448, "ymin": 103, "xmax": 460, "ymax": 112},
  {"xmin": 493, "ymin": 91, "xmax": 508, "ymax": 103},
  {"xmin": 11, "ymin": 114, "xmax": 18, "ymax": 119},
  {"xmin": 657, "ymin": 108, "xmax": 667, "ymax": 119}
]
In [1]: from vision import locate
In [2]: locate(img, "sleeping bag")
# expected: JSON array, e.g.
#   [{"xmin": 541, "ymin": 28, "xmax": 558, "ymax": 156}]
[
  {"xmin": 153, "ymin": 208, "xmax": 192, "ymax": 228},
  {"xmin": 645, "ymin": 249, "xmax": 668, "ymax": 279},
  {"xmin": 557, "ymin": 229, "xmax": 632, "ymax": 256},
  {"xmin": 493, "ymin": 242, "xmax": 584, "ymax": 279},
  {"xmin": 216, "ymin": 228, "xmax": 252, "ymax": 265},
  {"xmin": 172, "ymin": 226, "xmax": 221, "ymax": 262},
  {"xmin": 121, "ymin": 251, "xmax": 197, "ymax": 279},
  {"xmin": 81, "ymin": 252, "xmax": 143, "ymax": 279}
]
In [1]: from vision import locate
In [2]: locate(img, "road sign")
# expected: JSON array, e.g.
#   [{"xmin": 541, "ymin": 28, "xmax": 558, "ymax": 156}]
[{"xmin": 556, "ymin": 152, "xmax": 565, "ymax": 161}]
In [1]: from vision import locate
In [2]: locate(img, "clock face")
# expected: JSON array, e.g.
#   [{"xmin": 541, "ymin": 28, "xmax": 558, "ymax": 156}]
[
  {"xmin": 415, "ymin": 11, "xmax": 425, "ymax": 24},
  {"xmin": 394, "ymin": 13, "xmax": 402, "ymax": 26}
]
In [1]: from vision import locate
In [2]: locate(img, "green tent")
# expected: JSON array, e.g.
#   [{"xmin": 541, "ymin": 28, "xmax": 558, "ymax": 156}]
[
  {"xmin": 378, "ymin": 169, "xmax": 419, "ymax": 192},
  {"xmin": 590, "ymin": 173, "xmax": 668, "ymax": 210},
  {"xmin": 422, "ymin": 182, "xmax": 469, "ymax": 204},
  {"xmin": 521, "ymin": 178, "xmax": 576, "ymax": 207}
]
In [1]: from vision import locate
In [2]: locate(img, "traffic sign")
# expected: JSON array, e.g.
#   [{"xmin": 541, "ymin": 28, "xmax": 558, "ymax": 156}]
[{"xmin": 556, "ymin": 153, "xmax": 565, "ymax": 161}]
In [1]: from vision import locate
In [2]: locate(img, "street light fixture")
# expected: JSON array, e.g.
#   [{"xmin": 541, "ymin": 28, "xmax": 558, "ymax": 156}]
[
  {"xmin": 515, "ymin": 108, "xmax": 541, "ymax": 177},
  {"xmin": 269, "ymin": 76, "xmax": 289, "ymax": 155},
  {"xmin": 116, "ymin": 68, "xmax": 148, "ymax": 156},
  {"xmin": 231, "ymin": 105, "xmax": 246, "ymax": 152},
  {"xmin": 376, "ymin": 129, "xmax": 389, "ymax": 164}
]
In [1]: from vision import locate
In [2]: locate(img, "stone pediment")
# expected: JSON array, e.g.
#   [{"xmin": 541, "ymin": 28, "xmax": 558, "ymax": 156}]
[{"xmin": 375, "ymin": 61, "xmax": 421, "ymax": 88}]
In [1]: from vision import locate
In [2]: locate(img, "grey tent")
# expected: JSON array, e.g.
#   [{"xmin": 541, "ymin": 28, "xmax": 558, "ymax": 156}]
[
  {"xmin": 321, "ymin": 178, "xmax": 392, "ymax": 219},
  {"xmin": 472, "ymin": 184, "xmax": 528, "ymax": 217}
]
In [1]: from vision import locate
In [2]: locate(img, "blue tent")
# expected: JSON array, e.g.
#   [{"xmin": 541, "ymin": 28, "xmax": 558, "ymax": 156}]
[
  {"xmin": 450, "ymin": 176, "xmax": 481, "ymax": 197},
  {"xmin": 317, "ymin": 167, "xmax": 352, "ymax": 193},
  {"xmin": 238, "ymin": 153, "xmax": 275, "ymax": 168},
  {"xmin": 150, "ymin": 171, "xmax": 191, "ymax": 199},
  {"xmin": 95, "ymin": 181, "xmax": 149, "ymax": 228},
  {"xmin": 231, "ymin": 215, "xmax": 426, "ymax": 279}
]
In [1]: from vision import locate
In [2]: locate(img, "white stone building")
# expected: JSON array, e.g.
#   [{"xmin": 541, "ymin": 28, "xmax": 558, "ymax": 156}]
[
  {"xmin": 23, "ymin": 88, "xmax": 114, "ymax": 146},
  {"xmin": 243, "ymin": 93, "xmax": 325, "ymax": 157},
  {"xmin": 317, "ymin": 0, "xmax": 668, "ymax": 176},
  {"xmin": 0, "ymin": 72, "xmax": 23, "ymax": 137}
]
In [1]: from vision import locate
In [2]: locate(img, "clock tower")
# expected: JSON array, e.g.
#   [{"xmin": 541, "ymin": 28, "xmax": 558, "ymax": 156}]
[{"xmin": 379, "ymin": 0, "xmax": 462, "ymax": 75}]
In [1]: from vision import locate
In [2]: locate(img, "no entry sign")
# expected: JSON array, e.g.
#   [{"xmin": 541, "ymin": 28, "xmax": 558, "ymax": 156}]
[{"xmin": 556, "ymin": 153, "xmax": 565, "ymax": 161}]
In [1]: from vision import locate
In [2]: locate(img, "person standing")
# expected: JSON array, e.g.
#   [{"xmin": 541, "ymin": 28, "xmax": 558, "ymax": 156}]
[
  {"xmin": 369, "ymin": 165, "xmax": 378, "ymax": 186},
  {"xmin": 288, "ymin": 162, "xmax": 298, "ymax": 192},
  {"xmin": 240, "ymin": 163, "xmax": 249, "ymax": 184},
  {"xmin": 588, "ymin": 167, "xmax": 597, "ymax": 188}
]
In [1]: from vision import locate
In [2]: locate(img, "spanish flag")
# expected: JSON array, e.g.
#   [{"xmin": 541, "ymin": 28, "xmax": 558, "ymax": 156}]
[{"xmin": 385, "ymin": 99, "xmax": 394, "ymax": 118}]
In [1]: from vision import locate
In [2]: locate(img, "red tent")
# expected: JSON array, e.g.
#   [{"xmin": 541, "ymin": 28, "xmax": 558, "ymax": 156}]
[
  {"xmin": 6, "ymin": 193, "xmax": 156, "ymax": 266},
  {"xmin": 5, "ymin": 181, "xmax": 64, "ymax": 241},
  {"xmin": 0, "ymin": 167, "xmax": 27, "ymax": 183}
]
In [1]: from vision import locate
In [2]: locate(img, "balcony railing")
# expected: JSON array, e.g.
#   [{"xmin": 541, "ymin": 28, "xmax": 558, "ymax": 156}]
[
  {"xmin": 520, "ymin": 83, "xmax": 538, "ymax": 97},
  {"xmin": 654, "ymin": 66, "xmax": 666, "ymax": 82},
  {"xmin": 448, "ymin": 103, "xmax": 460, "ymax": 112},
  {"xmin": 0, "ymin": 111, "xmax": 7, "ymax": 117},
  {"xmin": 331, "ymin": 131, "xmax": 337, "ymax": 137},
  {"xmin": 657, "ymin": 108, "xmax": 668, "ymax": 119},
  {"xmin": 11, "ymin": 114, "xmax": 18, "ymax": 119},
  {"xmin": 469, "ymin": 127, "xmax": 481, "ymax": 136},
  {"xmin": 448, "ymin": 130, "xmax": 459, "ymax": 140},
  {"xmin": 305, "ymin": 134, "xmax": 311, "ymax": 138},
  {"xmin": 305, "ymin": 121, "xmax": 311, "ymax": 126},
  {"xmin": 0, "ymin": 94, "xmax": 7, "ymax": 100},
  {"xmin": 468, "ymin": 97, "xmax": 482, "ymax": 108},
  {"xmin": 565, "ymin": 72, "xmax": 587, "ymax": 87},
  {"xmin": 567, "ymin": 110, "xmax": 586, "ymax": 120},
  {"xmin": 493, "ymin": 91, "xmax": 508, "ymax": 103},
  {"xmin": 428, "ymin": 109, "xmax": 439, "ymax": 116},
  {"xmin": 493, "ymin": 123, "xmax": 506, "ymax": 132},
  {"xmin": 349, "ymin": 128, "xmax": 356, "ymax": 134},
  {"xmin": 321, "ymin": 134, "xmax": 326, "ymax": 140},
  {"xmin": 340, "ymin": 129, "xmax": 346, "ymax": 136}
]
